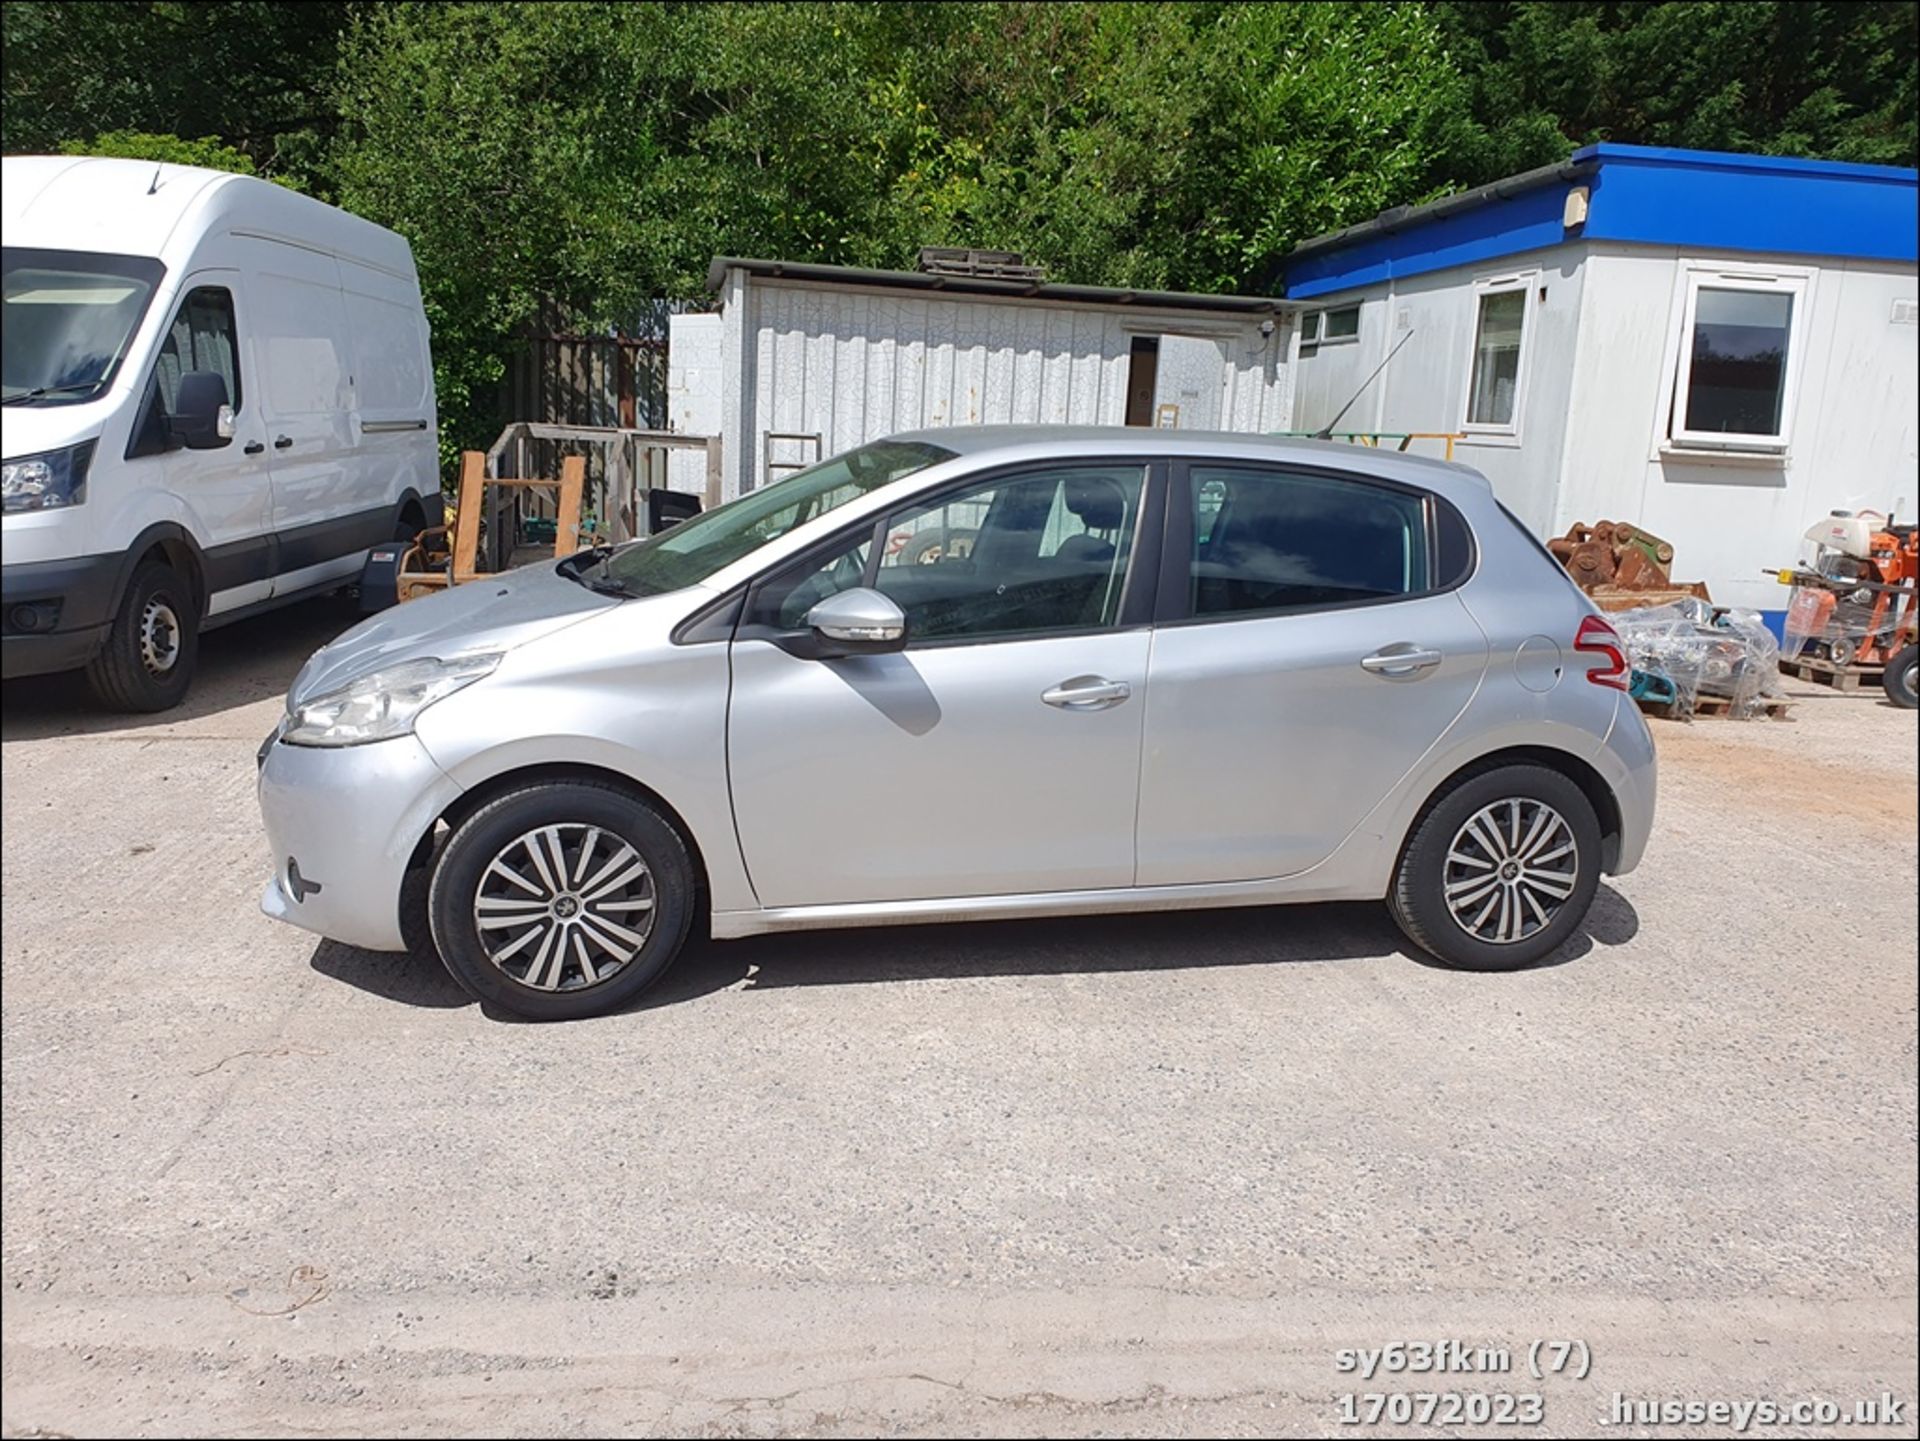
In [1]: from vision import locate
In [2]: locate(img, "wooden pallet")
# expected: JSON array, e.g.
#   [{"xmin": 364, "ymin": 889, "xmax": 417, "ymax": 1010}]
[
  {"xmin": 1779, "ymin": 657, "xmax": 1884, "ymax": 693},
  {"xmin": 1637, "ymin": 692, "xmax": 1797, "ymax": 722}
]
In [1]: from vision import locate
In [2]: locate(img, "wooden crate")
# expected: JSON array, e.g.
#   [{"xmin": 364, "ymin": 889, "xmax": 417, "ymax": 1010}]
[
  {"xmin": 1637, "ymin": 692, "xmax": 1796, "ymax": 722},
  {"xmin": 1590, "ymin": 584, "xmax": 1714, "ymax": 612},
  {"xmin": 1779, "ymin": 657, "xmax": 1884, "ymax": 693}
]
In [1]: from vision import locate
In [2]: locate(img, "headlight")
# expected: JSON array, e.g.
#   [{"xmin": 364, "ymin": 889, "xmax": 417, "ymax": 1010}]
[
  {"xmin": 2, "ymin": 441, "xmax": 96, "ymax": 513},
  {"xmin": 282, "ymin": 652, "xmax": 501, "ymax": 747}
]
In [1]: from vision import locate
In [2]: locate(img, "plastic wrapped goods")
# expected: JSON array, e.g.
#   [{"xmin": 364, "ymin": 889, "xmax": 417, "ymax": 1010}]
[{"xmin": 1613, "ymin": 600, "xmax": 1783, "ymax": 720}]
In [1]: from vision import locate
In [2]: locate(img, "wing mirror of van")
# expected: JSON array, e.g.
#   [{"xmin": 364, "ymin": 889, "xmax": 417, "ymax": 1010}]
[
  {"xmin": 801, "ymin": 587, "xmax": 908, "ymax": 658},
  {"xmin": 168, "ymin": 371, "xmax": 235, "ymax": 450}
]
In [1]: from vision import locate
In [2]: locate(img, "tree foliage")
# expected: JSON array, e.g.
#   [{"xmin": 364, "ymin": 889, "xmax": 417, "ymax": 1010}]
[
  {"xmin": 2, "ymin": 1, "xmax": 352, "ymax": 186},
  {"xmin": 4, "ymin": 0, "xmax": 1913, "ymax": 453},
  {"xmin": 1429, "ymin": 2, "xmax": 1920, "ymax": 184},
  {"xmin": 58, "ymin": 128, "xmax": 296, "ymax": 185}
]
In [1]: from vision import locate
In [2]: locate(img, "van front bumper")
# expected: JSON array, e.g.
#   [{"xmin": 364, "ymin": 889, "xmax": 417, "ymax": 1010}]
[
  {"xmin": 257, "ymin": 729, "xmax": 464, "ymax": 952},
  {"xmin": 1, "ymin": 554, "xmax": 119, "ymax": 679}
]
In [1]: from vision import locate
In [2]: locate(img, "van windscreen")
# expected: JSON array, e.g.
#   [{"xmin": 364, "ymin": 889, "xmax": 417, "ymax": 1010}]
[{"xmin": 2, "ymin": 248, "xmax": 166, "ymax": 406}]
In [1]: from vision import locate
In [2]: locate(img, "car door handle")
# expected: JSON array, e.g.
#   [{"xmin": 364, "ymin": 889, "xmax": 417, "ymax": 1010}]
[
  {"xmin": 273, "ymin": 435, "xmax": 294, "ymax": 450},
  {"xmin": 243, "ymin": 440, "xmax": 266, "ymax": 455},
  {"xmin": 1042, "ymin": 676, "xmax": 1131, "ymax": 710},
  {"xmin": 1360, "ymin": 645, "xmax": 1443, "ymax": 677}
]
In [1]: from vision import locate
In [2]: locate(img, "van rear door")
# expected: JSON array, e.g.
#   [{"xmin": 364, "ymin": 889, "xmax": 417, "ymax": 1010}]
[{"xmin": 238, "ymin": 236, "xmax": 388, "ymax": 596}]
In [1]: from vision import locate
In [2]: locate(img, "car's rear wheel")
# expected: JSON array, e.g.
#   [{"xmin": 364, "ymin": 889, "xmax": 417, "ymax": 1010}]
[
  {"xmin": 428, "ymin": 781, "xmax": 695, "ymax": 1020},
  {"xmin": 1388, "ymin": 763, "xmax": 1602, "ymax": 972}
]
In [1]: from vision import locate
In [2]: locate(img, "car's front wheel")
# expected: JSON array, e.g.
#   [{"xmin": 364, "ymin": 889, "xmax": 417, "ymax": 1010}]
[
  {"xmin": 428, "ymin": 780, "xmax": 695, "ymax": 1020},
  {"xmin": 1388, "ymin": 763, "xmax": 1602, "ymax": 972}
]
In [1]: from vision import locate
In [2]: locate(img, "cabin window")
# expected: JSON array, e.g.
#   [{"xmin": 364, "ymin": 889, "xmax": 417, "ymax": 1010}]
[
  {"xmin": 1462, "ymin": 273, "xmax": 1535, "ymax": 436},
  {"xmin": 1668, "ymin": 270, "xmax": 1807, "ymax": 451},
  {"xmin": 1298, "ymin": 305, "xmax": 1359, "ymax": 354}
]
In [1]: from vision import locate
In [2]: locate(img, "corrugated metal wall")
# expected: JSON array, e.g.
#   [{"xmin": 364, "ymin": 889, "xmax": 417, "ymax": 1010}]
[{"xmin": 735, "ymin": 281, "xmax": 1293, "ymax": 494}]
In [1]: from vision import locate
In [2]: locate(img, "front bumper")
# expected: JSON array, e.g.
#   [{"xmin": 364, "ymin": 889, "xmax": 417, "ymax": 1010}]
[
  {"xmin": 256, "ymin": 729, "xmax": 464, "ymax": 952},
  {"xmin": 2, "ymin": 553, "xmax": 121, "ymax": 679}
]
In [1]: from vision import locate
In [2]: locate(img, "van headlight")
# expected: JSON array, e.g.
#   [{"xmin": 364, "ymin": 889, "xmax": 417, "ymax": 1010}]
[
  {"xmin": 282, "ymin": 652, "xmax": 501, "ymax": 747},
  {"xmin": 2, "ymin": 441, "xmax": 96, "ymax": 512}
]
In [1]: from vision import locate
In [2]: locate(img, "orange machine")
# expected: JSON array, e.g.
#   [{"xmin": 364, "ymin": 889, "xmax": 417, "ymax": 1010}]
[{"xmin": 1775, "ymin": 510, "xmax": 1918, "ymax": 707}]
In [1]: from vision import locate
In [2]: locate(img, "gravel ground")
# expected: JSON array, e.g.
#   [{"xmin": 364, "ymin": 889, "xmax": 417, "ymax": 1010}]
[{"xmin": 3, "ymin": 599, "xmax": 1915, "ymax": 1439}]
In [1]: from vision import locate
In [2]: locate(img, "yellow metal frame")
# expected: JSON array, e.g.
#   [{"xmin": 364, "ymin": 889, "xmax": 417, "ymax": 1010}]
[{"xmin": 1272, "ymin": 430, "xmax": 1463, "ymax": 462}]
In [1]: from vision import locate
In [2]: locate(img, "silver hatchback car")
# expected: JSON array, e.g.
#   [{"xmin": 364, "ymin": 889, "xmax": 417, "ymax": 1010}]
[{"xmin": 258, "ymin": 428, "xmax": 1655, "ymax": 1020}]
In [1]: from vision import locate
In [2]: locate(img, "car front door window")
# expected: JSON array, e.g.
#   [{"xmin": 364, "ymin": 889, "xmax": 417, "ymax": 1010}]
[{"xmin": 752, "ymin": 465, "xmax": 1146, "ymax": 642}]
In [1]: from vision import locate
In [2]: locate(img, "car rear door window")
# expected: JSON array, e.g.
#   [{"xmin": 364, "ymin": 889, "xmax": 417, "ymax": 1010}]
[{"xmin": 1186, "ymin": 466, "xmax": 1430, "ymax": 617}]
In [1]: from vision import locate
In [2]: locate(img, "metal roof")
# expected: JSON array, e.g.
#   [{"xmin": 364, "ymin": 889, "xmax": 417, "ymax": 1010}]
[{"xmin": 707, "ymin": 256, "xmax": 1285, "ymax": 315}]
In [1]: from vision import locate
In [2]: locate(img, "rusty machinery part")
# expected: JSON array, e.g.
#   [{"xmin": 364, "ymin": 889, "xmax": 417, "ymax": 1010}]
[{"xmin": 1549, "ymin": 519, "xmax": 1684, "ymax": 596}]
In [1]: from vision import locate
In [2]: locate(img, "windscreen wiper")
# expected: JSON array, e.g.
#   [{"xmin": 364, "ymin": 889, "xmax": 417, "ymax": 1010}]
[
  {"xmin": 557, "ymin": 542, "xmax": 636, "ymax": 597},
  {"xmin": 1, "ymin": 381, "xmax": 105, "ymax": 406}
]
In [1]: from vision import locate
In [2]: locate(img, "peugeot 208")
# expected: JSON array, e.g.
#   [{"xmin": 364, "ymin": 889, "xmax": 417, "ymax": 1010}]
[{"xmin": 257, "ymin": 429, "xmax": 1656, "ymax": 1020}]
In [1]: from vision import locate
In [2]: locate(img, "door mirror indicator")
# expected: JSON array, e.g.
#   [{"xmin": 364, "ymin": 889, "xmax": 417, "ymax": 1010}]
[
  {"xmin": 168, "ymin": 370, "xmax": 233, "ymax": 450},
  {"xmin": 803, "ymin": 587, "xmax": 907, "ymax": 657}
]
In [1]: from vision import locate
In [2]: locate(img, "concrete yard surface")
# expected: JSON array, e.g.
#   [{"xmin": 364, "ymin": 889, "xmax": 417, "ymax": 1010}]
[{"xmin": 3, "ymin": 604, "xmax": 1915, "ymax": 1438}]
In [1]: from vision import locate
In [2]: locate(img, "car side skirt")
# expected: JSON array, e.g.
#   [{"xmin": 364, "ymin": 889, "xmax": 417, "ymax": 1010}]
[{"xmin": 709, "ymin": 872, "xmax": 1377, "ymax": 940}]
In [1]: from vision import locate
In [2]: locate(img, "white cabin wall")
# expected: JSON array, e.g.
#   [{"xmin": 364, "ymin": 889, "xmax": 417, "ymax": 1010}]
[
  {"xmin": 1288, "ymin": 244, "xmax": 1588, "ymax": 537},
  {"xmin": 1563, "ymin": 246, "xmax": 1919, "ymax": 613},
  {"xmin": 665, "ymin": 312, "xmax": 723, "ymax": 494}
]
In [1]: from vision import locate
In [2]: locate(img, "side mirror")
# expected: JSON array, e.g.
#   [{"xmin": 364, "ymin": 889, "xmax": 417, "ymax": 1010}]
[
  {"xmin": 803, "ymin": 587, "xmax": 907, "ymax": 657},
  {"xmin": 168, "ymin": 370, "xmax": 233, "ymax": 450}
]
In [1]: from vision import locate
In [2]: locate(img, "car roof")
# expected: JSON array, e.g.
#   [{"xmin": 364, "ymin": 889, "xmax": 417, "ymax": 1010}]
[{"xmin": 882, "ymin": 425, "xmax": 1492, "ymax": 492}]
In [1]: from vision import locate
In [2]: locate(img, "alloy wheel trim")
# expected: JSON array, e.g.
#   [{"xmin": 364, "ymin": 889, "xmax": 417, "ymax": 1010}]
[
  {"xmin": 473, "ymin": 823, "xmax": 656, "ymax": 992},
  {"xmin": 1442, "ymin": 798, "xmax": 1579, "ymax": 945}
]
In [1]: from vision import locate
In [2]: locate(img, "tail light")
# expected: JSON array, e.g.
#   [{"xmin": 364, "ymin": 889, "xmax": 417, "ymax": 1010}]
[{"xmin": 1574, "ymin": 614, "xmax": 1629, "ymax": 690}]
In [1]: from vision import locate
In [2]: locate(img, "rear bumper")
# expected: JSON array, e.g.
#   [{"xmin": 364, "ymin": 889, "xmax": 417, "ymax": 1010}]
[
  {"xmin": 1, "ymin": 553, "xmax": 120, "ymax": 679},
  {"xmin": 257, "ymin": 730, "xmax": 463, "ymax": 952},
  {"xmin": 1596, "ymin": 695, "xmax": 1658, "ymax": 875}
]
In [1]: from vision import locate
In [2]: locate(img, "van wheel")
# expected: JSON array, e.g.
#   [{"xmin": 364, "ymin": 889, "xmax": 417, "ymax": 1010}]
[
  {"xmin": 1388, "ymin": 763, "xmax": 1601, "ymax": 972},
  {"xmin": 427, "ymin": 781, "xmax": 695, "ymax": 1021},
  {"xmin": 84, "ymin": 560, "xmax": 198, "ymax": 712}
]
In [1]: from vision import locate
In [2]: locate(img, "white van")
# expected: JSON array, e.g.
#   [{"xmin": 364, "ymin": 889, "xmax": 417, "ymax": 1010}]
[{"xmin": 1, "ymin": 156, "xmax": 439, "ymax": 710}]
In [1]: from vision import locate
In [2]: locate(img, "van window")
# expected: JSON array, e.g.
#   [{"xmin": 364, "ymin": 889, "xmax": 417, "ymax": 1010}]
[
  {"xmin": 154, "ymin": 288, "xmax": 241, "ymax": 412},
  {"xmin": 128, "ymin": 286, "xmax": 241, "ymax": 458}
]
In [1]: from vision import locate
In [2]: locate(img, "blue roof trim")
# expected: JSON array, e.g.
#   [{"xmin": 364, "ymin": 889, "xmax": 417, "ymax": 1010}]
[
  {"xmin": 1285, "ymin": 144, "xmax": 1919, "ymax": 299},
  {"xmin": 1286, "ymin": 181, "xmax": 1571, "ymax": 298},
  {"xmin": 1574, "ymin": 142, "xmax": 1918, "ymax": 183}
]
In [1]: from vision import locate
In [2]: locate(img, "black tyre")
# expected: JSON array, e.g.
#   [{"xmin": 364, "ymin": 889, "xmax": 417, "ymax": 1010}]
[
  {"xmin": 83, "ymin": 560, "xmax": 198, "ymax": 712},
  {"xmin": 427, "ymin": 780, "xmax": 695, "ymax": 1021},
  {"xmin": 1388, "ymin": 763, "xmax": 1602, "ymax": 973},
  {"xmin": 1883, "ymin": 645, "xmax": 1919, "ymax": 709}
]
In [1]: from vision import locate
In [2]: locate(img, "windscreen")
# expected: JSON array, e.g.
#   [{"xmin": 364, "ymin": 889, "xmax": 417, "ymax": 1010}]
[
  {"xmin": 598, "ymin": 439, "xmax": 958, "ymax": 597},
  {"xmin": 2, "ymin": 247, "xmax": 166, "ymax": 405}
]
